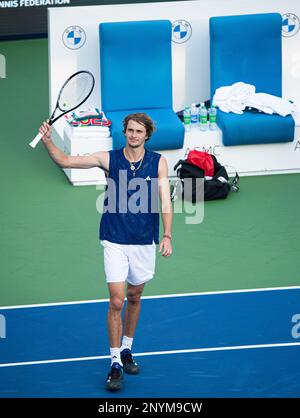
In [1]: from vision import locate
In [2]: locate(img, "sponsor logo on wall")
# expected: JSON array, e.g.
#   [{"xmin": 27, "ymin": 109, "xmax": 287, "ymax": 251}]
[
  {"xmin": 62, "ymin": 25, "xmax": 86, "ymax": 49},
  {"xmin": 172, "ymin": 20, "xmax": 192, "ymax": 44},
  {"xmin": 294, "ymin": 140, "xmax": 300, "ymax": 151},
  {"xmin": 282, "ymin": 13, "xmax": 300, "ymax": 37},
  {"xmin": 185, "ymin": 145, "xmax": 221, "ymax": 157}
]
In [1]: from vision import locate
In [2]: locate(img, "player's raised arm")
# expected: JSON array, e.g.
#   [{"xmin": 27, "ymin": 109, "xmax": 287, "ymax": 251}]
[{"xmin": 39, "ymin": 121, "xmax": 109, "ymax": 171}]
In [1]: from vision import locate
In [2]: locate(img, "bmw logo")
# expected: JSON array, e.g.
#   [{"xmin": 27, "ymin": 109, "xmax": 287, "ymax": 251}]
[
  {"xmin": 63, "ymin": 26, "xmax": 87, "ymax": 49},
  {"xmin": 282, "ymin": 13, "xmax": 300, "ymax": 37},
  {"xmin": 172, "ymin": 20, "xmax": 192, "ymax": 44}
]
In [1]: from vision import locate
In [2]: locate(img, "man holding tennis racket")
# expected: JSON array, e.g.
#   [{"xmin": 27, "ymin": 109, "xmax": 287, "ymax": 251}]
[{"xmin": 39, "ymin": 113, "xmax": 172, "ymax": 392}]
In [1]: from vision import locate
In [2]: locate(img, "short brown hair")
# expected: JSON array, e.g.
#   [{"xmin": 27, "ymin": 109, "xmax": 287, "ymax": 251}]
[{"xmin": 123, "ymin": 113, "xmax": 156, "ymax": 141}]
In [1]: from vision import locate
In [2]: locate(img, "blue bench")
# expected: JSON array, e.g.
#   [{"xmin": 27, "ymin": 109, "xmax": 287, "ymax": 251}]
[
  {"xmin": 99, "ymin": 20, "xmax": 184, "ymax": 150},
  {"xmin": 210, "ymin": 13, "xmax": 295, "ymax": 146}
]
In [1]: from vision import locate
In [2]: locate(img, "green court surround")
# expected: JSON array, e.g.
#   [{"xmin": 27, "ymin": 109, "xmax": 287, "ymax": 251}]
[{"xmin": 0, "ymin": 39, "xmax": 299, "ymax": 306}]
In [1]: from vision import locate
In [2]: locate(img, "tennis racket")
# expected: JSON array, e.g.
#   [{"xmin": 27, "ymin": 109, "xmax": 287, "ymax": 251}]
[{"xmin": 29, "ymin": 70, "xmax": 95, "ymax": 148}]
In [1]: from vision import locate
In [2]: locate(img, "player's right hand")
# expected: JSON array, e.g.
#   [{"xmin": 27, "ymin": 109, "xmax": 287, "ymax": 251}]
[{"xmin": 39, "ymin": 121, "xmax": 52, "ymax": 144}]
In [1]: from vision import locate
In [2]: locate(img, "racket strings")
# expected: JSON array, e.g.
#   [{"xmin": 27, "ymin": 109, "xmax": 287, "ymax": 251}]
[{"xmin": 58, "ymin": 73, "xmax": 94, "ymax": 111}]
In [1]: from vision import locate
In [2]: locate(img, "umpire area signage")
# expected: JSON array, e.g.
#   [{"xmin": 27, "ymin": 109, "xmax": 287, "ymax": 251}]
[
  {"xmin": 0, "ymin": 0, "xmax": 69, "ymax": 4},
  {"xmin": 0, "ymin": 0, "xmax": 174, "ymax": 40},
  {"xmin": 0, "ymin": 0, "xmax": 70, "ymax": 39}
]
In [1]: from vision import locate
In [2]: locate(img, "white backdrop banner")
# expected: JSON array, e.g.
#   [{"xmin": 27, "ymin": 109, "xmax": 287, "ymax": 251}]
[
  {"xmin": 48, "ymin": 0, "xmax": 300, "ymax": 184},
  {"xmin": 48, "ymin": 0, "xmax": 300, "ymax": 113}
]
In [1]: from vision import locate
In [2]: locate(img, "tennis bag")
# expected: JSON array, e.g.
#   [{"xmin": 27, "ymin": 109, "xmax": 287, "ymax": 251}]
[{"xmin": 172, "ymin": 150, "xmax": 239, "ymax": 202}]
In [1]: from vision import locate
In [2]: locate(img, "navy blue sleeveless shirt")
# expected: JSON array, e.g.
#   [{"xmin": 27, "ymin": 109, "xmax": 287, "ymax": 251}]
[{"xmin": 99, "ymin": 147, "xmax": 161, "ymax": 245}]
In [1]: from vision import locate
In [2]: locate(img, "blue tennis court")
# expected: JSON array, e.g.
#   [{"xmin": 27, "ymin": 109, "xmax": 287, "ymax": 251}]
[{"xmin": 1, "ymin": 288, "xmax": 299, "ymax": 397}]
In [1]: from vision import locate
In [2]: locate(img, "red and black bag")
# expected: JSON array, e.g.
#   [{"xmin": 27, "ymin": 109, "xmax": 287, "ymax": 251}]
[{"xmin": 172, "ymin": 150, "xmax": 239, "ymax": 202}]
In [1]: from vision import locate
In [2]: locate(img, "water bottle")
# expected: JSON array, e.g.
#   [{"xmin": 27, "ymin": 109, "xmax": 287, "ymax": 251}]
[
  {"xmin": 209, "ymin": 105, "xmax": 217, "ymax": 130},
  {"xmin": 199, "ymin": 102, "xmax": 208, "ymax": 131},
  {"xmin": 183, "ymin": 106, "xmax": 191, "ymax": 132},
  {"xmin": 190, "ymin": 103, "xmax": 199, "ymax": 128}
]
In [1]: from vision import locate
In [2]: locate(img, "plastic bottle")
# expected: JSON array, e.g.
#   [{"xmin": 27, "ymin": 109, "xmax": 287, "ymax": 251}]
[
  {"xmin": 190, "ymin": 103, "xmax": 199, "ymax": 128},
  {"xmin": 209, "ymin": 104, "xmax": 217, "ymax": 130},
  {"xmin": 199, "ymin": 102, "xmax": 208, "ymax": 131},
  {"xmin": 183, "ymin": 106, "xmax": 191, "ymax": 132}
]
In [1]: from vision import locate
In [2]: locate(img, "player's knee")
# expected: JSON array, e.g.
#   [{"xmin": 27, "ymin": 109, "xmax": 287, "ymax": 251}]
[
  {"xmin": 126, "ymin": 291, "xmax": 142, "ymax": 305},
  {"xmin": 109, "ymin": 296, "xmax": 124, "ymax": 312}
]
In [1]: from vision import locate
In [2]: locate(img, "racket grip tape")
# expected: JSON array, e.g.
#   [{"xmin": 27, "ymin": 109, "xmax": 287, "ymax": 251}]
[{"xmin": 29, "ymin": 132, "xmax": 43, "ymax": 149}]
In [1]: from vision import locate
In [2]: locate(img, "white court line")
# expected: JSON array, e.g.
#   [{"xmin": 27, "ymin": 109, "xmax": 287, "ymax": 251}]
[
  {"xmin": 1, "ymin": 285, "xmax": 300, "ymax": 310},
  {"xmin": 1, "ymin": 342, "xmax": 300, "ymax": 368}
]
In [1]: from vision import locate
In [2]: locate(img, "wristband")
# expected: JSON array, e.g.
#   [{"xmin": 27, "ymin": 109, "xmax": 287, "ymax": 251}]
[{"xmin": 163, "ymin": 234, "xmax": 172, "ymax": 240}]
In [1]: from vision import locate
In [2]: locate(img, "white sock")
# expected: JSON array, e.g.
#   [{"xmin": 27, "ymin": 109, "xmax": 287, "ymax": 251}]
[
  {"xmin": 110, "ymin": 347, "xmax": 122, "ymax": 367},
  {"xmin": 120, "ymin": 336, "xmax": 133, "ymax": 353}
]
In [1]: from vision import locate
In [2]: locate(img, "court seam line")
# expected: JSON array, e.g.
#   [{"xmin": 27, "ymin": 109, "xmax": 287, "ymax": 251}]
[
  {"xmin": 1, "ymin": 341, "xmax": 300, "ymax": 368},
  {"xmin": 1, "ymin": 285, "xmax": 300, "ymax": 310}
]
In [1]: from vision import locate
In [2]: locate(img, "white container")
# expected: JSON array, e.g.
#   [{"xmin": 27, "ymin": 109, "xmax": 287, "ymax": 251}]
[
  {"xmin": 209, "ymin": 105, "xmax": 217, "ymax": 130},
  {"xmin": 183, "ymin": 106, "xmax": 191, "ymax": 132},
  {"xmin": 199, "ymin": 102, "xmax": 208, "ymax": 131},
  {"xmin": 190, "ymin": 103, "xmax": 199, "ymax": 128}
]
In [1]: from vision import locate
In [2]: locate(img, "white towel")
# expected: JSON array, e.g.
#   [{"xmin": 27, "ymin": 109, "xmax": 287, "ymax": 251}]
[
  {"xmin": 245, "ymin": 93, "xmax": 297, "ymax": 117},
  {"xmin": 71, "ymin": 131, "xmax": 111, "ymax": 138},
  {"xmin": 213, "ymin": 82, "xmax": 298, "ymax": 117},
  {"xmin": 213, "ymin": 82, "xmax": 256, "ymax": 114}
]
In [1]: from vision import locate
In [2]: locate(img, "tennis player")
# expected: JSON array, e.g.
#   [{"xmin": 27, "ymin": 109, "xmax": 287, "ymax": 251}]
[{"xmin": 39, "ymin": 113, "xmax": 172, "ymax": 391}]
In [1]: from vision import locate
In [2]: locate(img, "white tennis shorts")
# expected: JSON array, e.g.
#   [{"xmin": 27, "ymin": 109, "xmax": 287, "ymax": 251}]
[{"xmin": 100, "ymin": 240, "xmax": 156, "ymax": 286}]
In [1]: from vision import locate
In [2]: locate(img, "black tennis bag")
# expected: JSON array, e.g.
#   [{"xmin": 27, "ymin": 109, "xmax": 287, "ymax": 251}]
[{"xmin": 171, "ymin": 154, "xmax": 239, "ymax": 203}]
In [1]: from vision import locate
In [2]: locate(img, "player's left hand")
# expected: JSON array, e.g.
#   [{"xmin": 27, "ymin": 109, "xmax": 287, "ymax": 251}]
[{"xmin": 159, "ymin": 237, "xmax": 172, "ymax": 257}]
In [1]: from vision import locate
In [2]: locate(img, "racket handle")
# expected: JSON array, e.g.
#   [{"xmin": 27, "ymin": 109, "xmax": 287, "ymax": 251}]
[{"xmin": 29, "ymin": 132, "xmax": 43, "ymax": 149}]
